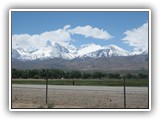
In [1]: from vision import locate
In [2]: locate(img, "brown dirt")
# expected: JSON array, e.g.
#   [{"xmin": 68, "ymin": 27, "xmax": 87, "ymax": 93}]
[{"xmin": 11, "ymin": 86, "xmax": 148, "ymax": 109}]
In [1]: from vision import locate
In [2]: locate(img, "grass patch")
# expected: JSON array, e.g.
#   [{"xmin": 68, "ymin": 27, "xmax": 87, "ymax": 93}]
[
  {"xmin": 12, "ymin": 78, "xmax": 148, "ymax": 87},
  {"xmin": 37, "ymin": 103, "xmax": 54, "ymax": 109},
  {"xmin": 47, "ymin": 103, "xmax": 54, "ymax": 108}
]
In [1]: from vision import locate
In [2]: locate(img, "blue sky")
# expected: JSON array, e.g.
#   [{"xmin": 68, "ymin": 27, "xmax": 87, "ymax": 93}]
[{"xmin": 12, "ymin": 11, "xmax": 149, "ymax": 51}]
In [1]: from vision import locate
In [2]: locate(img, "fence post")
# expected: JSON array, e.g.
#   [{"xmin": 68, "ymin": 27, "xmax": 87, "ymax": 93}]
[
  {"xmin": 45, "ymin": 70, "xmax": 48, "ymax": 104},
  {"xmin": 123, "ymin": 77, "xmax": 126, "ymax": 108},
  {"xmin": 46, "ymin": 77, "xmax": 48, "ymax": 104}
]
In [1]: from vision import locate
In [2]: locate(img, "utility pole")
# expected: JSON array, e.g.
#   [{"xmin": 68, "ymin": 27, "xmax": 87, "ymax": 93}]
[{"xmin": 123, "ymin": 77, "xmax": 126, "ymax": 108}]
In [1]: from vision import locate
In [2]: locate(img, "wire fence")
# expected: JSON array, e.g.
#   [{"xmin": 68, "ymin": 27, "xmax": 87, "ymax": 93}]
[{"xmin": 11, "ymin": 81, "xmax": 148, "ymax": 109}]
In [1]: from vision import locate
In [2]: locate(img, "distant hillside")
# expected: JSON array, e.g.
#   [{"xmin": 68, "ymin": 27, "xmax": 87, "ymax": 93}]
[{"xmin": 12, "ymin": 54, "xmax": 148, "ymax": 71}]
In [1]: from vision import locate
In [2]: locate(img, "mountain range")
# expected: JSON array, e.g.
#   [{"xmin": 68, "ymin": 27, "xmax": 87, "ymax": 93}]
[
  {"xmin": 12, "ymin": 40, "xmax": 148, "ymax": 71},
  {"xmin": 12, "ymin": 40, "xmax": 148, "ymax": 61}
]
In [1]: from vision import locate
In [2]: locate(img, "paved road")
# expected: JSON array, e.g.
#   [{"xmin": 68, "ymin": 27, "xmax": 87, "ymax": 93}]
[{"xmin": 12, "ymin": 84, "xmax": 148, "ymax": 93}]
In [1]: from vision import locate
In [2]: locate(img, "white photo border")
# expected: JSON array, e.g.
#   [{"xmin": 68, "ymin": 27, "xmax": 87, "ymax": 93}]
[{"xmin": 9, "ymin": 9, "xmax": 151, "ymax": 111}]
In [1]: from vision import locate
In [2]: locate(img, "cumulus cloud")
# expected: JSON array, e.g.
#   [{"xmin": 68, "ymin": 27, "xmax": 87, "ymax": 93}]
[
  {"xmin": 12, "ymin": 25, "xmax": 112, "ymax": 51},
  {"xmin": 122, "ymin": 23, "xmax": 148, "ymax": 51},
  {"xmin": 12, "ymin": 27, "xmax": 71, "ymax": 50},
  {"xmin": 68, "ymin": 25, "xmax": 112, "ymax": 40},
  {"xmin": 63, "ymin": 24, "xmax": 71, "ymax": 30}
]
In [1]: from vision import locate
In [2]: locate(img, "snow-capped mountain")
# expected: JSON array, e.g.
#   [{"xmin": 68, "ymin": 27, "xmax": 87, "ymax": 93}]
[
  {"xmin": 30, "ymin": 41, "xmax": 75, "ymax": 60},
  {"xmin": 130, "ymin": 48, "xmax": 148, "ymax": 56},
  {"xmin": 12, "ymin": 48, "xmax": 33, "ymax": 60},
  {"xmin": 12, "ymin": 41, "xmax": 148, "ymax": 61},
  {"xmin": 12, "ymin": 40, "xmax": 76, "ymax": 60},
  {"xmin": 82, "ymin": 45, "xmax": 129, "ymax": 58},
  {"xmin": 12, "ymin": 49, "xmax": 20, "ymax": 59},
  {"xmin": 77, "ymin": 44, "xmax": 103, "ymax": 57}
]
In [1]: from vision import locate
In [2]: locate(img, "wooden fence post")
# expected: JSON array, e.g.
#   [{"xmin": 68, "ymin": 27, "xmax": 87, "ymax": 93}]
[
  {"xmin": 45, "ymin": 69, "xmax": 48, "ymax": 104},
  {"xmin": 123, "ymin": 77, "xmax": 126, "ymax": 108}
]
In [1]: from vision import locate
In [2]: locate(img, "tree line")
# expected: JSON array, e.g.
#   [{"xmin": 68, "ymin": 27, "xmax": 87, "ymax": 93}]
[{"xmin": 12, "ymin": 68, "xmax": 148, "ymax": 79}]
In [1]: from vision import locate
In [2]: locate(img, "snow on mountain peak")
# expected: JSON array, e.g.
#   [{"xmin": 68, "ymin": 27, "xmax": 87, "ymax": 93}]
[
  {"xmin": 29, "ymin": 42, "xmax": 75, "ymax": 60},
  {"xmin": 12, "ymin": 42, "xmax": 148, "ymax": 61},
  {"xmin": 106, "ymin": 45, "xmax": 130, "ymax": 56},
  {"xmin": 130, "ymin": 48, "xmax": 148, "ymax": 55},
  {"xmin": 77, "ymin": 44, "xmax": 103, "ymax": 57},
  {"xmin": 82, "ymin": 44, "xmax": 130, "ymax": 58}
]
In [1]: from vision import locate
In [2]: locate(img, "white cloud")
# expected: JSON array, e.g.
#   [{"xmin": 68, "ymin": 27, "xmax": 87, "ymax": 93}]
[
  {"xmin": 122, "ymin": 23, "xmax": 148, "ymax": 51},
  {"xmin": 63, "ymin": 24, "xmax": 71, "ymax": 30},
  {"xmin": 12, "ymin": 27, "xmax": 72, "ymax": 50},
  {"xmin": 12, "ymin": 34, "xmax": 35, "ymax": 50},
  {"xmin": 40, "ymin": 29, "xmax": 71, "ymax": 44},
  {"xmin": 68, "ymin": 25, "xmax": 112, "ymax": 40},
  {"xmin": 12, "ymin": 25, "xmax": 112, "ymax": 51}
]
